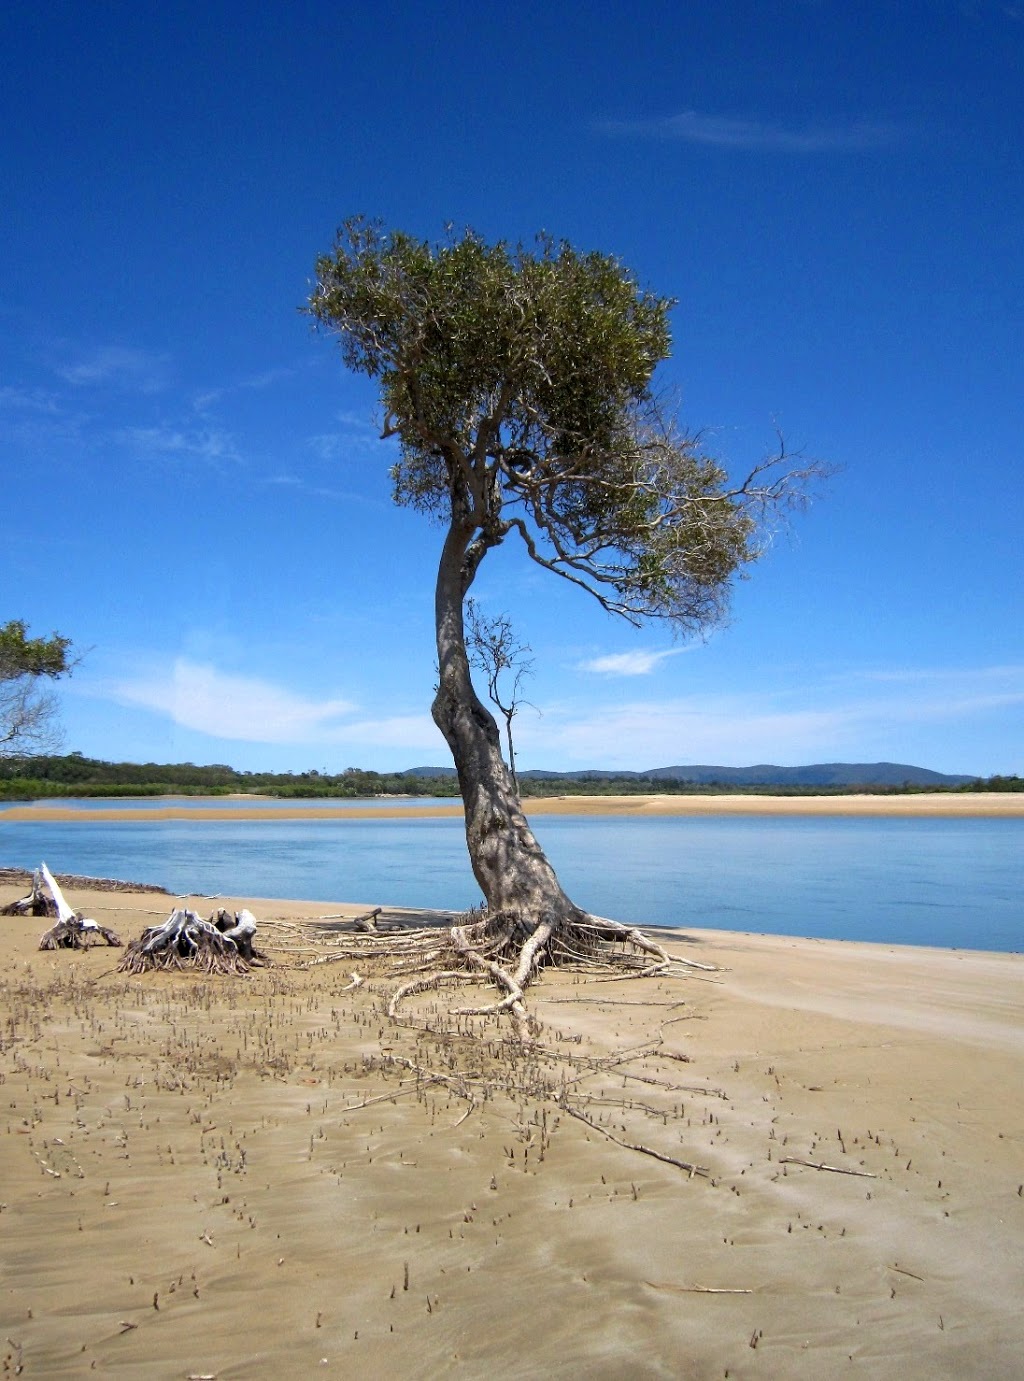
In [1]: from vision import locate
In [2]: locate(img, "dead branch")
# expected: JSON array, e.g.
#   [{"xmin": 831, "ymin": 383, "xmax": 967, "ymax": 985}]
[
  {"xmin": 889, "ymin": 1264, "xmax": 926, "ymax": 1280},
  {"xmin": 779, "ymin": 1157, "xmax": 877, "ymax": 1179},
  {"xmin": 645, "ymin": 1281, "xmax": 754, "ymax": 1295},
  {"xmin": 559, "ymin": 1098, "xmax": 709, "ymax": 1177}
]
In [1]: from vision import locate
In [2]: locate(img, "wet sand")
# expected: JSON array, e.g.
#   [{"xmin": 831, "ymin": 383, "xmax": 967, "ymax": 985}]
[
  {"xmin": 2, "ymin": 882, "xmax": 1022, "ymax": 1378},
  {"xmin": 2, "ymin": 790, "xmax": 1021, "ymax": 821}
]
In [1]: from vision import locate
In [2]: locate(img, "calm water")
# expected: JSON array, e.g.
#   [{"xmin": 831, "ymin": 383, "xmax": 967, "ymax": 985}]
[{"xmin": 0, "ymin": 807, "xmax": 1019, "ymax": 952}]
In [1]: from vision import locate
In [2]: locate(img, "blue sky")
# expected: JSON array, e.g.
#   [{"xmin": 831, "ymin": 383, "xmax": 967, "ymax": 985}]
[{"xmin": 2, "ymin": 0, "xmax": 1021, "ymax": 777}]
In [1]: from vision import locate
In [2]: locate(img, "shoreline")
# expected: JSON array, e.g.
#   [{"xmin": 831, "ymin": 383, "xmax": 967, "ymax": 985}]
[
  {"xmin": 1, "ymin": 789, "xmax": 1022, "ymax": 822},
  {"xmin": 2, "ymin": 880, "xmax": 1022, "ymax": 1376}
]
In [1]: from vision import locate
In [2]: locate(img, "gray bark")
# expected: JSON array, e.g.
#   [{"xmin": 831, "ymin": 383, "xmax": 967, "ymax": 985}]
[{"xmin": 430, "ymin": 515, "xmax": 582, "ymax": 938}]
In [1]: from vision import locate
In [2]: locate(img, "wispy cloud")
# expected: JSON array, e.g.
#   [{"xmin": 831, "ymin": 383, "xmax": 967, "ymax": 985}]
[
  {"xmin": 513, "ymin": 665, "xmax": 1024, "ymax": 770},
  {"xmin": 307, "ymin": 421, "xmax": 390, "ymax": 461},
  {"xmin": 516, "ymin": 695, "xmax": 850, "ymax": 768},
  {"xmin": 851, "ymin": 663, "xmax": 1024, "ymax": 690},
  {"xmin": 260, "ymin": 472, "xmax": 376, "ymax": 505},
  {"xmin": 105, "ymin": 659, "xmax": 358, "ymax": 743},
  {"xmin": 84, "ymin": 658, "xmax": 1023, "ymax": 767},
  {"xmin": 56, "ymin": 345, "xmax": 169, "ymax": 392},
  {"xmin": 328, "ymin": 713, "xmax": 442, "ymax": 750},
  {"xmin": 96, "ymin": 658, "xmax": 442, "ymax": 751},
  {"xmin": 0, "ymin": 384, "xmax": 61, "ymax": 413},
  {"xmin": 578, "ymin": 648, "xmax": 688, "ymax": 676},
  {"xmin": 116, "ymin": 425, "xmax": 241, "ymax": 464},
  {"xmin": 191, "ymin": 365, "xmax": 297, "ymax": 414},
  {"xmin": 598, "ymin": 111, "xmax": 900, "ymax": 152}
]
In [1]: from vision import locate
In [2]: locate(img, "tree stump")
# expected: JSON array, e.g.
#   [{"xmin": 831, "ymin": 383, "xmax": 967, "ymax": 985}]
[
  {"xmin": 5, "ymin": 861, "xmax": 124, "ymax": 948},
  {"xmin": 118, "ymin": 907, "xmax": 265, "ymax": 975},
  {"xmin": 2, "ymin": 867, "xmax": 56, "ymax": 916},
  {"xmin": 39, "ymin": 915, "xmax": 123, "ymax": 950}
]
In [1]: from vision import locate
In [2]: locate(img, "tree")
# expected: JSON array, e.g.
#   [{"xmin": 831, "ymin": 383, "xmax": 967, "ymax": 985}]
[
  {"xmin": 465, "ymin": 599, "xmax": 534, "ymax": 793},
  {"xmin": 309, "ymin": 220, "xmax": 823, "ymax": 1032},
  {"xmin": 0, "ymin": 621, "xmax": 74, "ymax": 756}
]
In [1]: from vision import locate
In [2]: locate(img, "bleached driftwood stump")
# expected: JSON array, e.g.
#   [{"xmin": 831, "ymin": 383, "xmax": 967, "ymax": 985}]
[{"xmin": 32, "ymin": 862, "xmax": 123, "ymax": 949}]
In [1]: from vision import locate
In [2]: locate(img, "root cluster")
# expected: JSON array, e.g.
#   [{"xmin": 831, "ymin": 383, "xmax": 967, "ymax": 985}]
[
  {"xmin": 118, "ymin": 907, "xmax": 267, "ymax": 976},
  {"xmin": 39, "ymin": 915, "xmax": 123, "ymax": 950},
  {"xmin": 7, "ymin": 862, "xmax": 123, "ymax": 950},
  {"xmin": 307, "ymin": 905, "xmax": 703, "ymax": 1041}
]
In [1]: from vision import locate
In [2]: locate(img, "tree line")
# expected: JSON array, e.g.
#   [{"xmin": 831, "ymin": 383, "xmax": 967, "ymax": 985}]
[
  {"xmin": 0, "ymin": 752, "xmax": 1016, "ymax": 800},
  {"xmin": 0, "ymin": 755, "xmax": 461, "ymax": 800}
]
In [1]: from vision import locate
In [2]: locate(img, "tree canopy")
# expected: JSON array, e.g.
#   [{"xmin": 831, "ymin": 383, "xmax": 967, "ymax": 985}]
[
  {"xmin": 0, "ymin": 621, "xmax": 74, "ymax": 756},
  {"xmin": 309, "ymin": 219, "xmax": 814, "ymax": 633}
]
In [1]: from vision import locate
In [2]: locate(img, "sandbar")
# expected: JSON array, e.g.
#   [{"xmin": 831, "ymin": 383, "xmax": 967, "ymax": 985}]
[
  {"xmin": 2, "ymin": 881, "xmax": 1022, "ymax": 1377},
  {"xmin": 1, "ymin": 790, "xmax": 1021, "ymax": 822}
]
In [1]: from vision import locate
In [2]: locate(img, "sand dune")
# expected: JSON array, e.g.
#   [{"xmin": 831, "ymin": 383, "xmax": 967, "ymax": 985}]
[{"xmin": 1, "ymin": 882, "xmax": 1022, "ymax": 1378}]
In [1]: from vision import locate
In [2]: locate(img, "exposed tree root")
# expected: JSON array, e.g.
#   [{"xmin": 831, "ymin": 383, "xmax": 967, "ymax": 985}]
[
  {"xmin": 342, "ymin": 904, "xmax": 716, "ymax": 1041},
  {"xmin": 39, "ymin": 915, "xmax": 122, "ymax": 950},
  {"xmin": 3, "ymin": 865, "xmax": 61, "ymax": 917},
  {"xmin": 5, "ymin": 861, "xmax": 123, "ymax": 948},
  {"xmin": 118, "ymin": 907, "xmax": 268, "ymax": 976}
]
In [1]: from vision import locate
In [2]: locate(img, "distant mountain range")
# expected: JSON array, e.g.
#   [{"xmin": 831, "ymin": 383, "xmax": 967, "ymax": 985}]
[{"xmin": 403, "ymin": 762, "xmax": 974, "ymax": 787}]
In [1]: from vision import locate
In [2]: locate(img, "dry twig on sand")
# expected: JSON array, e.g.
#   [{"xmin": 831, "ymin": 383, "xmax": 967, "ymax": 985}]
[
  {"xmin": 558, "ymin": 1099, "xmax": 710, "ymax": 1177},
  {"xmin": 779, "ymin": 1157, "xmax": 877, "ymax": 1179}
]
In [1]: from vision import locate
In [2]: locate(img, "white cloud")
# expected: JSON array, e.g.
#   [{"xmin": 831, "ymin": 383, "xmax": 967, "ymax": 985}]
[
  {"xmin": 331, "ymin": 714, "xmax": 444, "ymax": 750},
  {"xmin": 116, "ymin": 425, "xmax": 240, "ymax": 464},
  {"xmin": 83, "ymin": 657, "xmax": 1023, "ymax": 769},
  {"xmin": 260, "ymin": 472, "xmax": 380, "ymax": 505},
  {"xmin": 98, "ymin": 658, "xmax": 443, "ymax": 752},
  {"xmin": 598, "ymin": 111, "xmax": 900, "ymax": 152},
  {"xmin": 107, "ymin": 660, "xmax": 358, "ymax": 743},
  {"xmin": 57, "ymin": 345, "xmax": 169, "ymax": 392},
  {"xmin": 516, "ymin": 696, "xmax": 849, "ymax": 768},
  {"xmin": 579, "ymin": 648, "xmax": 687, "ymax": 676},
  {"xmin": 512, "ymin": 665, "xmax": 1024, "ymax": 770},
  {"xmin": 191, "ymin": 365, "xmax": 296, "ymax": 414},
  {"xmin": 0, "ymin": 385, "xmax": 60, "ymax": 413}
]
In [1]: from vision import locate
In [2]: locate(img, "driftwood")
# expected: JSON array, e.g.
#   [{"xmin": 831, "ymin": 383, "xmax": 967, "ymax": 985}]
[
  {"xmin": 209, "ymin": 906, "xmax": 261, "ymax": 961},
  {"xmin": 3, "ymin": 866, "xmax": 57, "ymax": 917},
  {"xmin": 0, "ymin": 866, "xmax": 169, "ymax": 895},
  {"xmin": 27, "ymin": 862, "xmax": 123, "ymax": 949},
  {"xmin": 118, "ymin": 907, "xmax": 266, "ymax": 975},
  {"xmin": 778, "ymin": 1156, "xmax": 878, "ymax": 1179},
  {"xmin": 39, "ymin": 914, "xmax": 123, "ymax": 950}
]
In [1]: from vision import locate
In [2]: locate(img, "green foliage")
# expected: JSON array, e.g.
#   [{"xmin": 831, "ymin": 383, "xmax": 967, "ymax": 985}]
[
  {"xmin": 0, "ymin": 621, "xmax": 72, "ymax": 680},
  {"xmin": 309, "ymin": 221, "xmax": 815, "ymax": 630},
  {"xmin": 0, "ymin": 620, "xmax": 74, "ymax": 755},
  {"xmin": 0, "ymin": 754, "xmax": 462, "ymax": 800},
  {"xmin": 0, "ymin": 754, "xmax": 993, "ymax": 800},
  {"xmin": 959, "ymin": 774, "xmax": 1024, "ymax": 793}
]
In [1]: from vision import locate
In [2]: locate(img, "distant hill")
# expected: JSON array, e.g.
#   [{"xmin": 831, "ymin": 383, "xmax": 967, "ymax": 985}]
[{"xmin": 404, "ymin": 762, "xmax": 974, "ymax": 787}]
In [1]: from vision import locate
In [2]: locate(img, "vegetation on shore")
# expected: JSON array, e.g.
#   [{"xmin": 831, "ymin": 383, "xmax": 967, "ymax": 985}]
[{"xmin": 0, "ymin": 752, "xmax": 1018, "ymax": 800}]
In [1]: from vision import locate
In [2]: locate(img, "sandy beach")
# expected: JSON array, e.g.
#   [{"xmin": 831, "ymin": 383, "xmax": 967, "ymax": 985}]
[
  {"xmin": 2, "ymin": 879, "xmax": 1022, "ymax": 1378},
  {"xmin": 2, "ymin": 790, "xmax": 1022, "ymax": 822}
]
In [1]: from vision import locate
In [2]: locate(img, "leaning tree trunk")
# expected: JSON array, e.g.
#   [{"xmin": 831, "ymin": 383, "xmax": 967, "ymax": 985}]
[
  {"xmin": 427, "ymin": 515, "xmax": 634, "ymax": 1034},
  {"xmin": 389, "ymin": 511, "xmax": 678, "ymax": 1036},
  {"xmin": 432, "ymin": 517, "xmax": 583, "ymax": 939}
]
